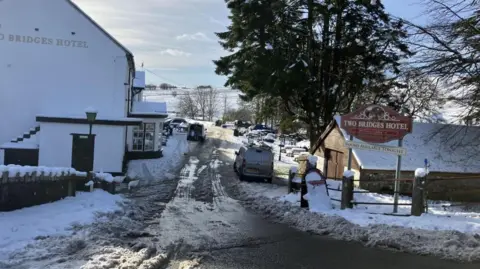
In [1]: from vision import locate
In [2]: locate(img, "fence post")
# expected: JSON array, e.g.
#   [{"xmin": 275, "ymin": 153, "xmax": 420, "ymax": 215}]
[
  {"xmin": 300, "ymin": 173, "xmax": 309, "ymax": 208},
  {"xmin": 411, "ymin": 168, "xmax": 427, "ymax": 216},
  {"xmin": 288, "ymin": 167, "xmax": 297, "ymax": 194},
  {"xmin": 341, "ymin": 171, "xmax": 354, "ymax": 209},
  {"xmin": 300, "ymin": 161, "xmax": 313, "ymax": 208},
  {"xmin": 68, "ymin": 176, "xmax": 76, "ymax": 197}
]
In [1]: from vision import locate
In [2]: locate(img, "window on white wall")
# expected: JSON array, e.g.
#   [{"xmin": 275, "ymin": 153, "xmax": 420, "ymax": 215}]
[
  {"xmin": 132, "ymin": 123, "xmax": 156, "ymax": 151},
  {"xmin": 144, "ymin": 123, "xmax": 155, "ymax": 151},
  {"xmin": 132, "ymin": 125, "xmax": 144, "ymax": 151}
]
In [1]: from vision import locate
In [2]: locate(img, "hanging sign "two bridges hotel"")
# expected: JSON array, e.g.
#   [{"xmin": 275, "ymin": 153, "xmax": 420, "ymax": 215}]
[{"xmin": 340, "ymin": 105, "xmax": 413, "ymax": 144}]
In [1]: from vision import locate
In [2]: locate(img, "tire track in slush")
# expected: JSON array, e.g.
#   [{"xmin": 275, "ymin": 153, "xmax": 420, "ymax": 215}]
[{"xmin": 174, "ymin": 156, "xmax": 199, "ymax": 202}]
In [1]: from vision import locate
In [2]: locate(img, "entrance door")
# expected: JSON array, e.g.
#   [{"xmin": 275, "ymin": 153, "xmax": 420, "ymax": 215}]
[
  {"xmin": 71, "ymin": 134, "xmax": 95, "ymax": 172},
  {"xmin": 325, "ymin": 149, "xmax": 344, "ymax": 179}
]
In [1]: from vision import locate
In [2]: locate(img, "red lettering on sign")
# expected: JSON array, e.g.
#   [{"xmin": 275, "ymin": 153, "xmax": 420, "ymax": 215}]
[{"xmin": 340, "ymin": 105, "xmax": 413, "ymax": 144}]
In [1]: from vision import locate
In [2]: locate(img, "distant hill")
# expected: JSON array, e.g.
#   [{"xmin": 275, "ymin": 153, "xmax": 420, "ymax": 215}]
[{"xmin": 142, "ymin": 88, "xmax": 241, "ymax": 117}]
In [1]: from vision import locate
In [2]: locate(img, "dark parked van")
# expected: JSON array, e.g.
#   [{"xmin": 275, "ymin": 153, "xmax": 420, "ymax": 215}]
[{"xmin": 233, "ymin": 145, "xmax": 274, "ymax": 183}]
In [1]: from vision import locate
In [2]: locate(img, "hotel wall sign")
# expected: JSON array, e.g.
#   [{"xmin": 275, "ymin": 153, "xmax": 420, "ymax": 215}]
[{"xmin": 0, "ymin": 23, "xmax": 88, "ymax": 48}]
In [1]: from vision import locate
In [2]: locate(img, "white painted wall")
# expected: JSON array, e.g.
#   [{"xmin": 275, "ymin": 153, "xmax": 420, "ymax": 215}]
[
  {"xmin": 38, "ymin": 122, "xmax": 126, "ymax": 173},
  {"xmin": 127, "ymin": 119, "xmax": 164, "ymax": 152},
  {"xmin": 0, "ymin": 0, "xmax": 130, "ymax": 145}
]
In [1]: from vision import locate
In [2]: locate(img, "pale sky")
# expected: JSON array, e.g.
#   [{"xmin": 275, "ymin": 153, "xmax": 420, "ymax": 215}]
[{"xmin": 73, "ymin": 0, "xmax": 426, "ymax": 88}]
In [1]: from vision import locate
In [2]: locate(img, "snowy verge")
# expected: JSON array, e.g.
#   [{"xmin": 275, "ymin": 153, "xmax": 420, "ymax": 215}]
[
  {"xmin": 0, "ymin": 190, "xmax": 124, "ymax": 261},
  {"xmin": 127, "ymin": 134, "xmax": 189, "ymax": 182},
  {"xmin": 229, "ymin": 182, "xmax": 480, "ymax": 262},
  {"xmin": 94, "ymin": 172, "xmax": 125, "ymax": 183}
]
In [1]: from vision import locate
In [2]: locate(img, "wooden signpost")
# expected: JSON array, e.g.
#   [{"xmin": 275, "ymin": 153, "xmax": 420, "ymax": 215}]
[{"xmin": 340, "ymin": 105, "xmax": 413, "ymax": 213}]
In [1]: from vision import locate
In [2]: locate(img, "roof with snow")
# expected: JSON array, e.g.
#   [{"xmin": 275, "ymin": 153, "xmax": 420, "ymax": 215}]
[
  {"xmin": 322, "ymin": 116, "xmax": 480, "ymax": 173},
  {"xmin": 133, "ymin": 71, "xmax": 145, "ymax": 89}
]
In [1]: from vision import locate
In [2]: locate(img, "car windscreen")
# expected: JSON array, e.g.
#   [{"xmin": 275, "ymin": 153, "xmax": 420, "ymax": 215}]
[
  {"xmin": 190, "ymin": 125, "xmax": 203, "ymax": 132},
  {"xmin": 245, "ymin": 149, "xmax": 273, "ymax": 164}
]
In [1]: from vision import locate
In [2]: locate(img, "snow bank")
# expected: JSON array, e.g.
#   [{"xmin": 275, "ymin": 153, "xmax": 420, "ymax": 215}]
[
  {"xmin": 84, "ymin": 106, "xmax": 98, "ymax": 113},
  {"xmin": 343, "ymin": 170, "xmax": 355, "ymax": 178},
  {"xmin": 127, "ymin": 134, "xmax": 189, "ymax": 182},
  {"xmin": 307, "ymin": 155, "xmax": 317, "ymax": 166},
  {"xmin": 415, "ymin": 168, "xmax": 429, "ymax": 178},
  {"xmin": 0, "ymin": 165, "xmax": 122, "ymax": 183},
  {"xmin": 0, "ymin": 190, "xmax": 124, "ymax": 261},
  {"xmin": 0, "ymin": 165, "xmax": 85, "ymax": 178},
  {"xmin": 95, "ymin": 172, "xmax": 114, "ymax": 183},
  {"xmin": 231, "ymin": 181, "xmax": 480, "ymax": 261}
]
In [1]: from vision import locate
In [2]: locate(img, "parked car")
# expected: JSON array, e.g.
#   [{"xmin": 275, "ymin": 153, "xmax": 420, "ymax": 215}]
[
  {"xmin": 234, "ymin": 120, "xmax": 252, "ymax": 128},
  {"xmin": 163, "ymin": 119, "xmax": 173, "ymax": 135},
  {"xmin": 286, "ymin": 147, "xmax": 307, "ymax": 157},
  {"xmin": 187, "ymin": 122, "xmax": 207, "ymax": 142},
  {"xmin": 280, "ymin": 144, "xmax": 297, "ymax": 153},
  {"xmin": 169, "ymin": 118, "xmax": 187, "ymax": 129},
  {"xmin": 233, "ymin": 145, "xmax": 274, "ymax": 183},
  {"xmin": 263, "ymin": 133, "xmax": 276, "ymax": 143}
]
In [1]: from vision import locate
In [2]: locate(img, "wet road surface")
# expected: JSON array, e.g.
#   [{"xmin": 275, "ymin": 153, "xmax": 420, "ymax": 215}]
[
  {"xmin": 165, "ymin": 127, "xmax": 480, "ymax": 269},
  {"xmin": 5, "ymin": 127, "xmax": 478, "ymax": 269}
]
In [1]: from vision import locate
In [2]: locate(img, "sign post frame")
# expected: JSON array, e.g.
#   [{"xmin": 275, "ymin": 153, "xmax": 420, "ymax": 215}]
[
  {"xmin": 340, "ymin": 105, "xmax": 413, "ymax": 214},
  {"xmin": 393, "ymin": 138, "xmax": 403, "ymax": 213},
  {"xmin": 347, "ymin": 135, "xmax": 353, "ymax": 170}
]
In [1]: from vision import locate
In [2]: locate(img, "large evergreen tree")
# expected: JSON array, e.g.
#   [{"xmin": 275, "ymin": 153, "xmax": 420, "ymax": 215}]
[{"xmin": 214, "ymin": 0, "xmax": 412, "ymax": 147}]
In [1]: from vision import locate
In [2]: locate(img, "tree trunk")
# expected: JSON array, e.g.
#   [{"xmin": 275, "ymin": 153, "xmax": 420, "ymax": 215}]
[{"xmin": 309, "ymin": 121, "xmax": 317, "ymax": 150}]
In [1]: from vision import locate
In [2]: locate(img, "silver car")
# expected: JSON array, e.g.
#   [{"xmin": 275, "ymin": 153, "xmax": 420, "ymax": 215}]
[{"xmin": 234, "ymin": 145, "xmax": 274, "ymax": 183}]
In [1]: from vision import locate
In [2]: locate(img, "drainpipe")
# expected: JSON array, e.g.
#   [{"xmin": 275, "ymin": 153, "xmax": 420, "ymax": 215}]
[{"xmin": 124, "ymin": 55, "xmax": 134, "ymax": 153}]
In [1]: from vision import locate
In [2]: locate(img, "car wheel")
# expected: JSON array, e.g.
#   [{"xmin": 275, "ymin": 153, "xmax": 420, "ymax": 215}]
[
  {"xmin": 266, "ymin": 177, "xmax": 273, "ymax": 184},
  {"xmin": 233, "ymin": 162, "xmax": 237, "ymax": 172},
  {"xmin": 239, "ymin": 171, "xmax": 245, "ymax": 181}
]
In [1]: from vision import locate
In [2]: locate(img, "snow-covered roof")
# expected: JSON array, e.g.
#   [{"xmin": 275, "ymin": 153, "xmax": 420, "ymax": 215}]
[
  {"xmin": 131, "ymin": 101, "xmax": 167, "ymax": 115},
  {"xmin": 332, "ymin": 116, "xmax": 480, "ymax": 173},
  {"xmin": 36, "ymin": 114, "xmax": 143, "ymax": 123},
  {"xmin": 0, "ymin": 142, "xmax": 38, "ymax": 150},
  {"xmin": 133, "ymin": 71, "xmax": 145, "ymax": 88}
]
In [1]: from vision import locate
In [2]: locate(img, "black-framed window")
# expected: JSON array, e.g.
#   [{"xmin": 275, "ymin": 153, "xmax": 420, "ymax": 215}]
[{"xmin": 132, "ymin": 123, "xmax": 155, "ymax": 151}]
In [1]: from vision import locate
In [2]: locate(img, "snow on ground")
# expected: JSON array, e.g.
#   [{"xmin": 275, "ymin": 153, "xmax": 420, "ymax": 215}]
[
  {"xmin": 230, "ymin": 181, "xmax": 480, "ymax": 261},
  {"xmin": 0, "ymin": 190, "xmax": 124, "ymax": 262},
  {"xmin": 278, "ymin": 180, "xmax": 480, "ymax": 233},
  {"xmin": 142, "ymin": 89, "xmax": 241, "ymax": 115},
  {"xmin": 127, "ymin": 131, "xmax": 189, "ymax": 182},
  {"xmin": 221, "ymin": 130, "xmax": 480, "ymax": 261},
  {"xmin": 1, "ymin": 132, "xmax": 194, "ymax": 268}
]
